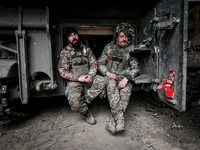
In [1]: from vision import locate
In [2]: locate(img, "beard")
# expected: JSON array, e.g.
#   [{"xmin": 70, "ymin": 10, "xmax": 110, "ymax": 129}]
[{"xmin": 70, "ymin": 39, "xmax": 81, "ymax": 49}]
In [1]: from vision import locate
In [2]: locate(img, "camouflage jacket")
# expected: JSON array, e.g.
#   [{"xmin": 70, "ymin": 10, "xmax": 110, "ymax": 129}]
[
  {"xmin": 98, "ymin": 41, "xmax": 140, "ymax": 80},
  {"xmin": 58, "ymin": 44, "xmax": 97, "ymax": 81}
]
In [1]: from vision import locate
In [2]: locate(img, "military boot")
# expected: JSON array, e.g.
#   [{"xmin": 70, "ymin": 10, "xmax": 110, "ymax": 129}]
[
  {"xmin": 83, "ymin": 110, "xmax": 96, "ymax": 125},
  {"xmin": 116, "ymin": 120, "xmax": 125, "ymax": 132},
  {"xmin": 106, "ymin": 121, "xmax": 116, "ymax": 135}
]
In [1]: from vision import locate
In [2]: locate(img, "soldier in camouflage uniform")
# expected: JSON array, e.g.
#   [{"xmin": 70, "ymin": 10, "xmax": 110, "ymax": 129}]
[
  {"xmin": 58, "ymin": 28, "xmax": 105, "ymax": 125},
  {"xmin": 98, "ymin": 22, "xmax": 140, "ymax": 134}
]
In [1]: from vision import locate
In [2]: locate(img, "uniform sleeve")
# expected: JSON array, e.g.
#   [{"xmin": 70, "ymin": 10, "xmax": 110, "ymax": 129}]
[
  {"xmin": 87, "ymin": 48, "xmax": 97, "ymax": 77},
  {"xmin": 58, "ymin": 50, "xmax": 80, "ymax": 81},
  {"xmin": 97, "ymin": 44, "xmax": 109, "ymax": 75},
  {"xmin": 123, "ymin": 55, "xmax": 140, "ymax": 80}
]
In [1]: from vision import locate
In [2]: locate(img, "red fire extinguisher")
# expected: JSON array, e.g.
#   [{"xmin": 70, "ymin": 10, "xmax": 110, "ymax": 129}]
[{"xmin": 156, "ymin": 68, "xmax": 175, "ymax": 99}]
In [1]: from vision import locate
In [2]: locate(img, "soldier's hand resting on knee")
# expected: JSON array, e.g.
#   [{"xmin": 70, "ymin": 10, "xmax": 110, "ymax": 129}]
[
  {"xmin": 78, "ymin": 75, "xmax": 88, "ymax": 82},
  {"xmin": 106, "ymin": 71, "xmax": 118, "ymax": 80},
  {"xmin": 78, "ymin": 75, "xmax": 93, "ymax": 83},
  {"xmin": 118, "ymin": 78, "xmax": 128, "ymax": 89},
  {"xmin": 85, "ymin": 75, "xmax": 93, "ymax": 83}
]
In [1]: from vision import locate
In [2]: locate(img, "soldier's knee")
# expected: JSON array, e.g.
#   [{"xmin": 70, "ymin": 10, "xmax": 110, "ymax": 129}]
[
  {"xmin": 92, "ymin": 75, "xmax": 106, "ymax": 90},
  {"xmin": 100, "ymin": 80, "xmax": 106, "ymax": 89},
  {"xmin": 98, "ymin": 76, "xmax": 106, "ymax": 88}
]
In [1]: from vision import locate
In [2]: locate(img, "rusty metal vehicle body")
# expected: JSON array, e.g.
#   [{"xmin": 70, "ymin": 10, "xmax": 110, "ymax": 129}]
[{"xmin": 0, "ymin": 0, "xmax": 200, "ymax": 116}]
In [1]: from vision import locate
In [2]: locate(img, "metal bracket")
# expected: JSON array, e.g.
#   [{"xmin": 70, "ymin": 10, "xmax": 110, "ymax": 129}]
[
  {"xmin": 45, "ymin": 7, "xmax": 57, "ymax": 90},
  {"xmin": 133, "ymin": 74, "xmax": 161, "ymax": 84},
  {"xmin": 31, "ymin": 80, "xmax": 57, "ymax": 92},
  {"xmin": 130, "ymin": 38, "xmax": 152, "ymax": 53},
  {"xmin": 0, "ymin": 45, "xmax": 17, "ymax": 54},
  {"xmin": 1, "ymin": 85, "xmax": 8, "ymax": 94},
  {"xmin": 157, "ymin": 13, "xmax": 180, "ymax": 30},
  {"xmin": 18, "ymin": 6, "xmax": 22, "ymax": 31},
  {"xmin": 167, "ymin": 99, "xmax": 178, "ymax": 105},
  {"xmin": 15, "ymin": 30, "xmax": 29, "ymax": 104},
  {"xmin": 150, "ymin": 8, "xmax": 180, "ymax": 30},
  {"xmin": 183, "ymin": 40, "xmax": 191, "ymax": 51},
  {"xmin": 133, "ymin": 74, "xmax": 152, "ymax": 84},
  {"xmin": 1, "ymin": 98, "xmax": 8, "ymax": 107}
]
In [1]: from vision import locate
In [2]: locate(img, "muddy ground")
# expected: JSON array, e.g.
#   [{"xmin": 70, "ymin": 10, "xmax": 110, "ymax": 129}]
[{"xmin": 0, "ymin": 94, "xmax": 200, "ymax": 150}]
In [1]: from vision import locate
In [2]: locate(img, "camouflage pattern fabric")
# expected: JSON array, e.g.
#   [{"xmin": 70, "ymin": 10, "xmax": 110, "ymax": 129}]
[
  {"xmin": 85, "ymin": 75, "xmax": 105, "ymax": 100},
  {"xmin": 65, "ymin": 75, "xmax": 105, "ymax": 114},
  {"xmin": 105, "ymin": 76, "xmax": 133, "ymax": 121},
  {"xmin": 98, "ymin": 24, "xmax": 140, "ymax": 122},
  {"xmin": 58, "ymin": 43, "xmax": 97, "ymax": 81},
  {"xmin": 98, "ymin": 43, "xmax": 139, "ymax": 120},
  {"xmin": 65, "ymin": 81, "xmax": 88, "ymax": 114},
  {"xmin": 58, "ymin": 43, "xmax": 105, "ymax": 114},
  {"xmin": 98, "ymin": 41, "xmax": 140, "ymax": 80}
]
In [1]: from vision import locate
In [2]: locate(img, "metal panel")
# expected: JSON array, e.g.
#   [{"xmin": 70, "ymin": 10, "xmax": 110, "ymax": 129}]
[
  {"xmin": 27, "ymin": 30, "xmax": 51, "ymax": 76},
  {"xmin": 182, "ymin": 0, "xmax": 189, "ymax": 111},
  {"xmin": 137, "ymin": 0, "xmax": 186, "ymax": 111},
  {"xmin": 0, "ymin": 7, "xmax": 46, "ymax": 28},
  {"xmin": 15, "ymin": 30, "xmax": 29, "ymax": 104}
]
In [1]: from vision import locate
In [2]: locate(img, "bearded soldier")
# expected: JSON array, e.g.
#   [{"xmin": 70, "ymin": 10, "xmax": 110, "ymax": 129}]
[
  {"xmin": 98, "ymin": 22, "xmax": 140, "ymax": 134},
  {"xmin": 58, "ymin": 27, "xmax": 105, "ymax": 125}
]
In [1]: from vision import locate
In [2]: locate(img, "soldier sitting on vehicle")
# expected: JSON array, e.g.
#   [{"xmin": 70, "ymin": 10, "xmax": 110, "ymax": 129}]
[
  {"xmin": 98, "ymin": 22, "xmax": 140, "ymax": 134},
  {"xmin": 58, "ymin": 27, "xmax": 105, "ymax": 125}
]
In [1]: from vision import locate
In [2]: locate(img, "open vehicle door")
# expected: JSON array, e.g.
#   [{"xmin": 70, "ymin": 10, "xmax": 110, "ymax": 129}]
[{"xmin": 135, "ymin": 0, "xmax": 192, "ymax": 112}]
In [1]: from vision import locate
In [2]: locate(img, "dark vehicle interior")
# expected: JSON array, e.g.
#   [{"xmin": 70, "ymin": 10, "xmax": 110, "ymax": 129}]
[
  {"xmin": 49, "ymin": 0, "xmax": 159, "ymax": 60},
  {"xmin": 1, "ymin": 0, "xmax": 200, "ymax": 113},
  {"xmin": 2, "ymin": 1, "xmax": 199, "ymax": 59},
  {"xmin": 1, "ymin": 0, "xmax": 161, "ymax": 58}
]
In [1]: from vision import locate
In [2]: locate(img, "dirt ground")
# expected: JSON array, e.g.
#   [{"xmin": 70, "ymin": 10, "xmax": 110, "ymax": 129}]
[{"xmin": 0, "ymin": 94, "xmax": 200, "ymax": 150}]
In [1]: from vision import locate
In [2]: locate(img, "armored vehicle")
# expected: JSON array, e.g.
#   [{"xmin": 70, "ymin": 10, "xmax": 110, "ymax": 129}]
[{"xmin": 0, "ymin": 0, "xmax": 200, "ymax": 117}]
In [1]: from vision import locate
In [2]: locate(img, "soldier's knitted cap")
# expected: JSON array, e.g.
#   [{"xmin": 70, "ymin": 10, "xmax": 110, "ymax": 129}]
[{"xmin": 65, "ymin": 27, "xmax": 79, "ymax": 38}]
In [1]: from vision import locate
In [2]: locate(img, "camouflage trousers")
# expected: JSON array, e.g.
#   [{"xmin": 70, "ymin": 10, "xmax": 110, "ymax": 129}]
[
  {"xmin": 65, "ymin": 75, "xmax": 105, "ymax": 114},
  {"xmin": 105, "ymin": 76, "xmax": 133, "ymax": 121}
]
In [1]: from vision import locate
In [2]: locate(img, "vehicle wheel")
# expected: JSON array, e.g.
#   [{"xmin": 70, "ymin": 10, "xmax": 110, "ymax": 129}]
[{"xmin": 7, "ymin": 99, "xmax": 40, "ymax": 118}]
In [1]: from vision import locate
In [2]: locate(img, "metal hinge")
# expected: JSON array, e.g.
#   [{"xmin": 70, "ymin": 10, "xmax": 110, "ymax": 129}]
[{"xmin": 183, "ymin": 40, "xmax": 191, "ymax": 51}]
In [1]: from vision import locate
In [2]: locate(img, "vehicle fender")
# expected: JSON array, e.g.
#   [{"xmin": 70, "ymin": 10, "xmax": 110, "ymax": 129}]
[{"xmin": 0, "ymin": 60, "xmax": 18, "ymax": 78}]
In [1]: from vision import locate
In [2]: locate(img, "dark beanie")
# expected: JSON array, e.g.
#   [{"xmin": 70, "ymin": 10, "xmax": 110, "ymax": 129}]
[{"xmin": 65, "ymin": 27, "xmax": 78, "ymax": 39}]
